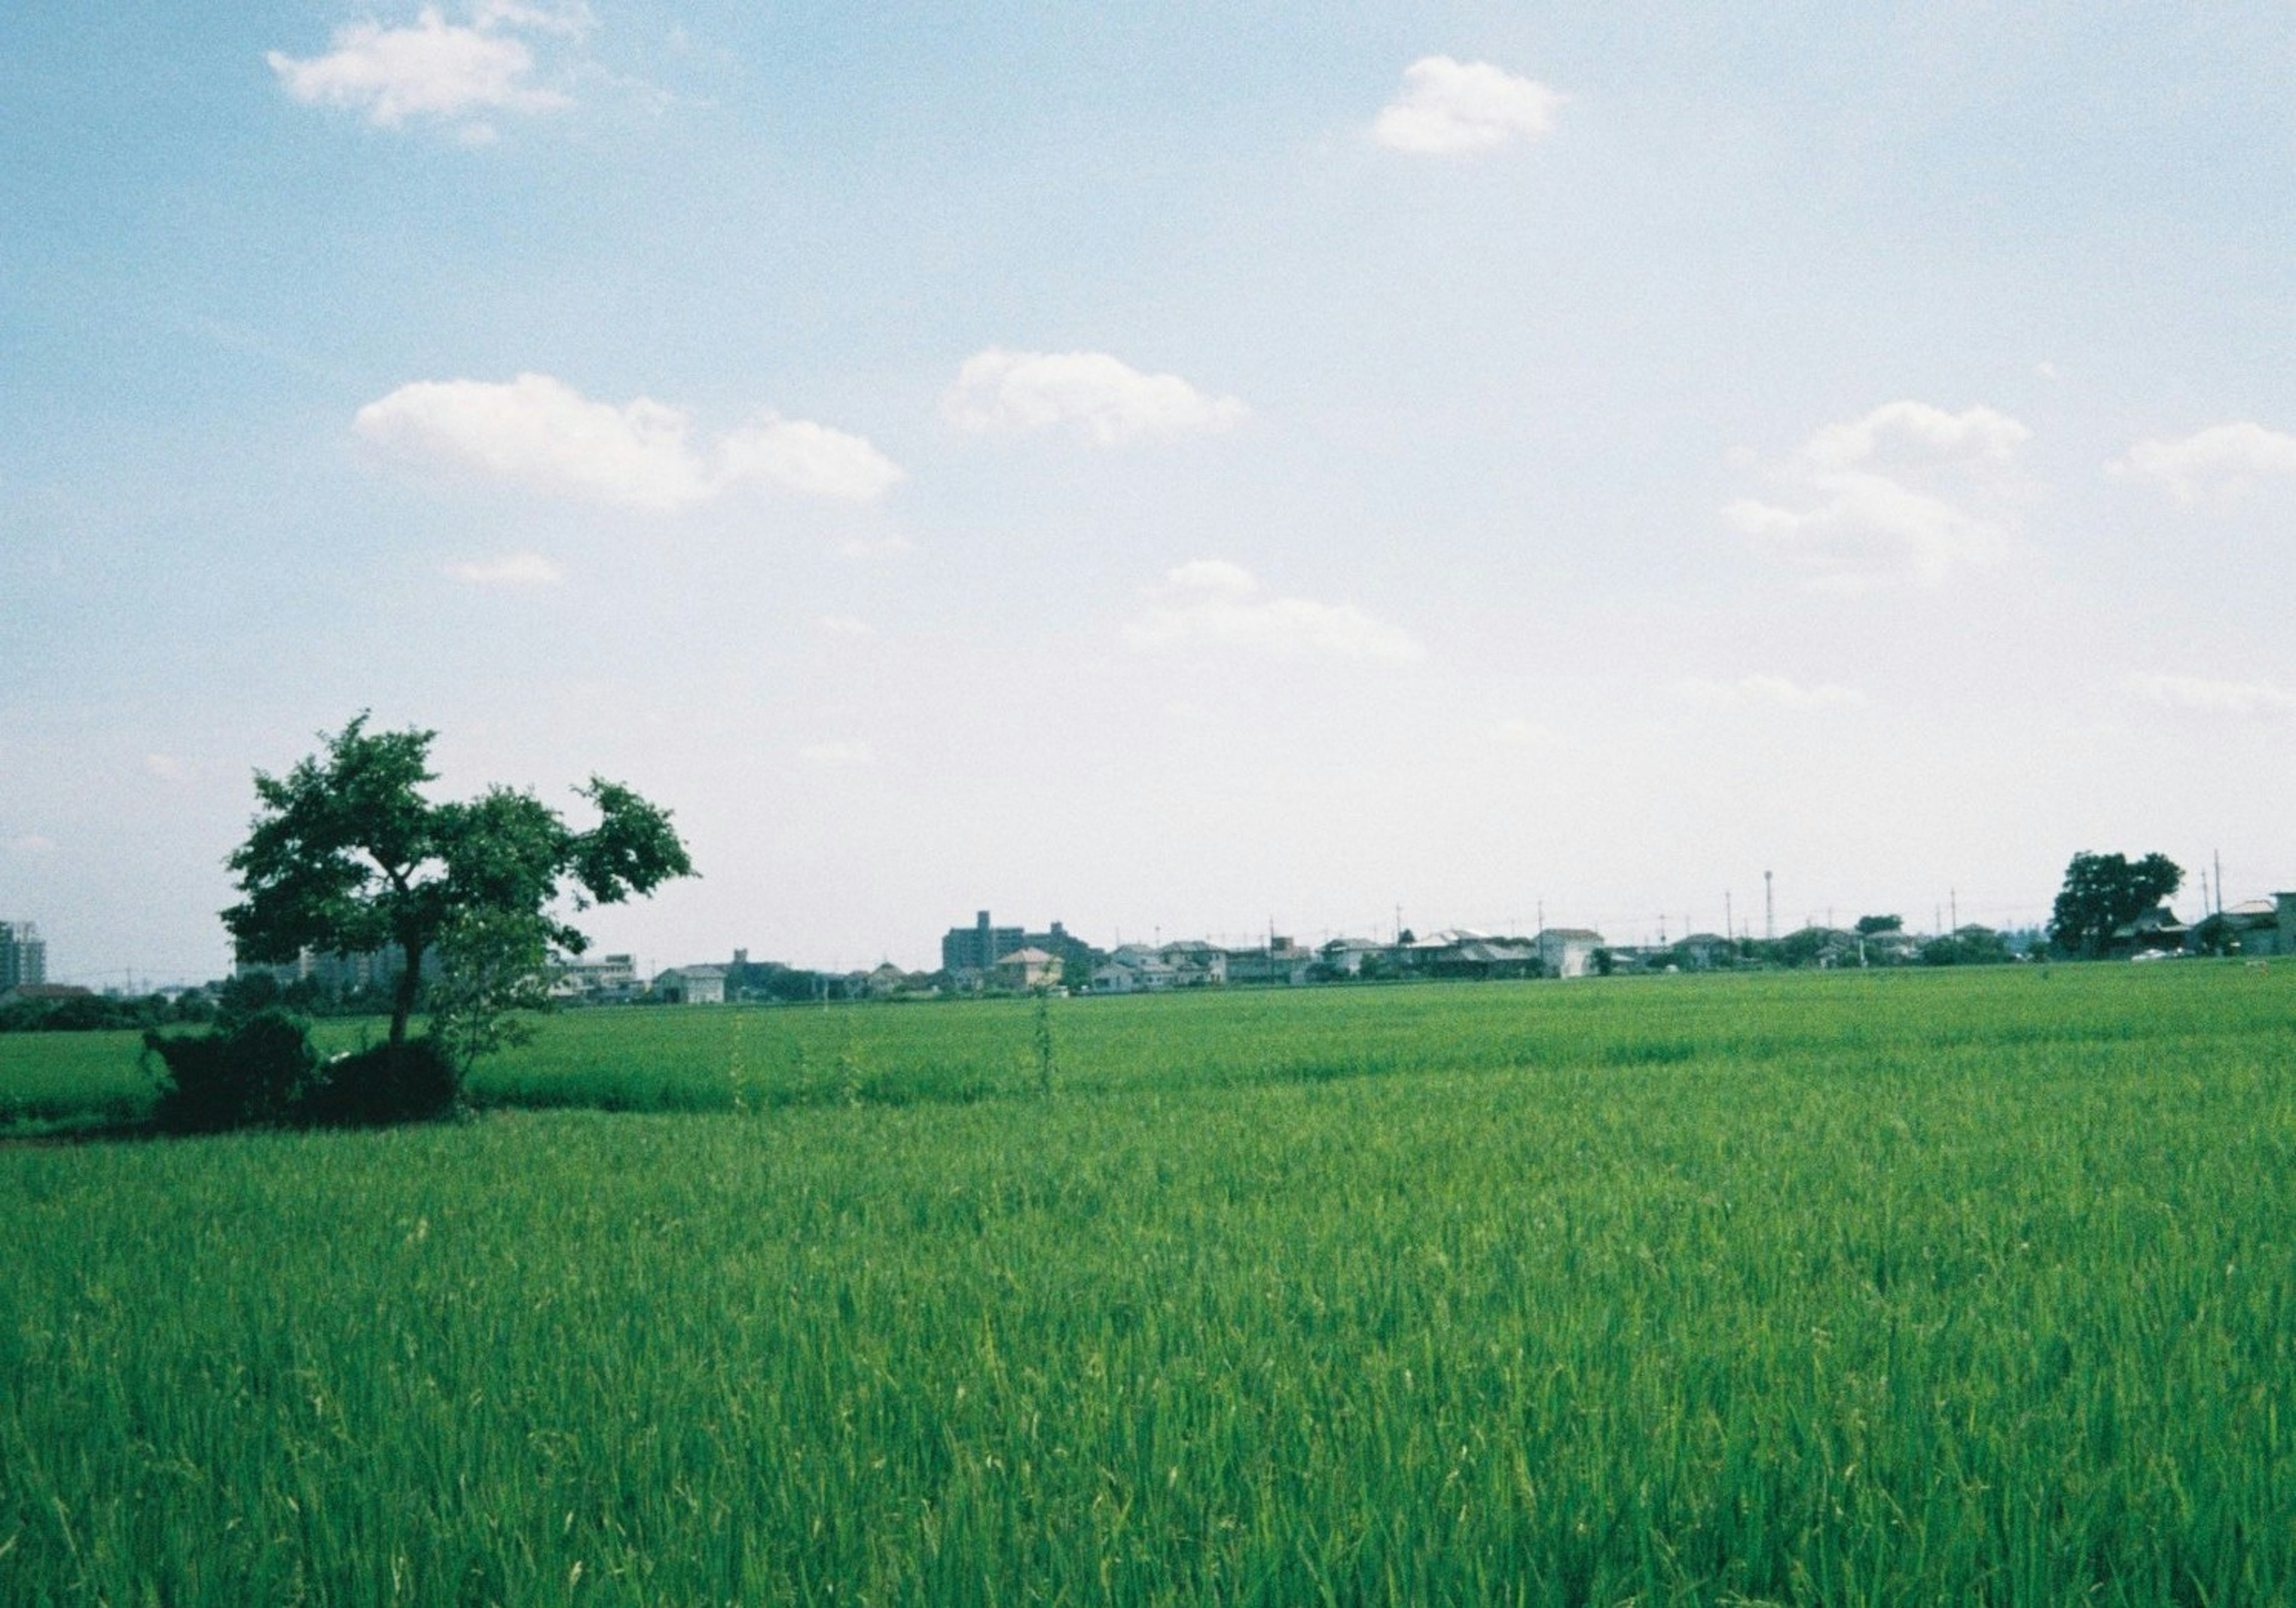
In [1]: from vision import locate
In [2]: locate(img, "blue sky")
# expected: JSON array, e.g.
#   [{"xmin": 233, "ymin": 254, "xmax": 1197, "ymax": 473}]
[{"xmin": 4, "ymin": 2, "xmax": 2293, "ymax": 983}]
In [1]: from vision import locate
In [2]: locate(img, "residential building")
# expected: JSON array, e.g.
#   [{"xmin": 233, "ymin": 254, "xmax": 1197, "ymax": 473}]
[
  {"xmin": 2194, "ymin": 895, "xmax": 2296, "ymax": 957},
  {"xmin": 552, "ymin": 953, "xmax": 639, "ymax": 1000},
  {"xmin": 1091, "ymin": 951, "xmax": 1180, "ymax": 993},
  {"xmin": 993, "ymin": 947, "xmax": 1062, "ymax": 990},
  {"xmin": 942, "ymin": 911, "xmax": 1025, "ymax": 974},
  {"xmin": 0, "ymin": 921, "xmax": 47, "ymax": 990},
  {"xmin": 1318, "ymin": 937, "xmax": 1390, "ymax": 978},
  {"xmin": 1158, "ymin": 939, "xmax": 1228, "ymax": 985},
  {"xmin": 1226, "ymin": 936, "xmax": 1315, "ymax": 987},
  {"xmin": 864, "ymin": 962, "xmax": 920, "ymax": 999},
  {"xmin": 235, "ymin": 943, "xmax": 441, "ymax": 997},
  {"xmin": 1535, "ymin": 927, "xmax": 1605, "ymax": 979},
  {"xmin": 654, "ymin": 965, "xmax": 727, "ymax": 1005},
  {"xmin": 2108, "ymin": 907, "xmax": 2187, "ymax": 958}
]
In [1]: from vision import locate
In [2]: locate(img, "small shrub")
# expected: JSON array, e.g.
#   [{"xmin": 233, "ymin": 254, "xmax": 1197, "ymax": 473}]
[
  {"xmin": 145, "ymin": 1009, "xmax": 319, "ymax": 1133},
  {"xmin": 298, "ymin": 1038, "xmax": 462, "ymax": 1127}
]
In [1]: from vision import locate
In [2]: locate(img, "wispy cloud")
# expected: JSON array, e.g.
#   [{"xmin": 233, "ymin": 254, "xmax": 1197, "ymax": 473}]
[
  {"xmin": 1126, "ymin": 560, "xmax": 1424, "ymax": 665},
  {"xmin": 1726, "ymin": 401, "xmax": 2029, "ymax": 592},
  {"xmin": 355, "ymin": 374, "xmax": 902, "ymax": 511},
  {"xmin": 2109, "ymin": 422, "xmax": 2296, "ymax": 501},
  {"xmin": 7, "ymin": 835, "xmax": 56, "ymax": 855},
  {"xmin": 267, "ymin": 5, "xmax": 585, "ymax": 130},
  {"xmin": 1372, "ymin": 57, "xmax": 1562, "ymax": 157},
  {"xmin": 2127, "ymin": 672, "xmax": 2296, "ymax": 717},
  {"xmin": 1675, "ymin": 674, "xmax": 1867, "ymax": 710},
  {"xmin": 942, "ymin": 350, "xmax": 1247, "ymax": 445},
  {"xmin": 445, "ymin": 551, "xmax": 566, "ymax": 586},
  {"xmin": 145, "ymin": 754, "xmax": 193, "ymax": 782},
  {"xmin": 817, "ymin": 614, "xmax": 875, "ymax": 637}
]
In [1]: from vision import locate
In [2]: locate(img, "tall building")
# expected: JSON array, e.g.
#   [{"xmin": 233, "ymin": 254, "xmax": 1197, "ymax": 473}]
[
  {"xmin": 942, "ymin": 911, "xmax": 1024, "ymax": 974},
  {"xmin": 0, "ymin": 921, "xmax": 48, "ymax": 989},
  {"xmin": 939, "ymin": 911, "xmax": 1100, "ymax": 984}
]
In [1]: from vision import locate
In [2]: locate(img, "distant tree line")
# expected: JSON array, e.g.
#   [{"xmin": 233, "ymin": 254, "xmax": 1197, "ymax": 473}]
[{"xmin": 0, "ymin": 989, "xmax": 220, "ymax": 1035}]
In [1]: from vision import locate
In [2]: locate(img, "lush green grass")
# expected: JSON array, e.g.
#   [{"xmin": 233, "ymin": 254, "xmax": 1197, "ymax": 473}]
[{"xmin": 4, "ymin": 966, "xmax": 2295, "ymax": 1602}]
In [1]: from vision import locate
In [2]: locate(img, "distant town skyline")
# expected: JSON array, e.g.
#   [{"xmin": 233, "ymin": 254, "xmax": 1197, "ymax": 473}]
[{"xmin": 5, "ymin": 3, "xmax": 2292, "ymax": 985}]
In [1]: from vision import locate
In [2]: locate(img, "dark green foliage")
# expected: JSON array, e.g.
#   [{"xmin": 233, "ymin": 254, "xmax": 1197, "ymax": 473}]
[
  {"xmin": 298, "ymin": 1038, "xmax": 462, "ymax": 1127},
  {"xmin": 1, "ymin": 991, "xmax": 214, "ymax": 1034},
  {"xmin": 1856, "ymin": 912, "xmax": 1903, "ymax": 935},
  {"xmin": 145, "ymin": 1009, "xmax": 320, "ymax": 1133},
  {"xmin": 144, "ymin": 1013, "xmax": 460, "ymax": 1131},
  {"xmin": 1921, "ymin": 925, "xmax": 2016, "ymax": 966},
  {"xmin": 2050, "ymin": 850, "xmax": 2182, "ymax": 957}
]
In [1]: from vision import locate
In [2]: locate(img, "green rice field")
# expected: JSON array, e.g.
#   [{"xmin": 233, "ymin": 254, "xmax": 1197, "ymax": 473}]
[{"xmin": 4, "ymin": 964, "xmax": 2294, "ymax": 1603}]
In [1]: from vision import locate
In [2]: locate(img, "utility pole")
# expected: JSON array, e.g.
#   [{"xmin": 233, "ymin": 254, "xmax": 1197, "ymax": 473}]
[
  {"xmin": 2215, "ymin": 850, "xmax": 2224, "ymax": 916},
  {"xmin": 1950, "ymin": 887, "xmax": 1958, "ymax": 932},
  {"xmin": 1764, "ymin": 871, "xmax": 1775, "ymax": 941}
]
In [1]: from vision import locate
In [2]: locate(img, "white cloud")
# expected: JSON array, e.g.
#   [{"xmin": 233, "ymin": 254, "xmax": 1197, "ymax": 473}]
[
  {"xmin": 7, "ymin": 835, "xmax": 56, "ymax": 855},
  {"xmin": 798, "ymin": 740, "xmax": 875, "ymax": 768},
  {"xmin": 354, "ymin": 374, "xmax": 902, "ymax": 512},
  {"xmin": 145, "ymin": 754, "xmax": 193, "ymax": 782},
  {"xmin": 267, "ymin": 7, "xmax": 569, "ymax": 127},
  {"xmin": 471, "ymin": 0, "xmax": 593, "ymax": 38},
  {"xmin": 2110, "ymin": 422, "xmax": 2296, "ymax": 501},
  {"xmin": 1799, "ymin": 401, "xmax": 2029, "ymax": 473},
  {"xmin": 1126, "ymin": 560, "xmax": 1425, "ymax": 665},
  {"xmin": 445, "ymin": 551, "xmax": 565, "ymax": 586},
  {"xmin": 1372, "ymin": 57, "xmax": 1562, "ymax": 156},
  {"xmin": 1727, "ymin": 401, "xmax": 2029, "ymax": 592},
  {"xmin": 717, "ymin": 415, "xmax": 905, "ymax": 502},
  {"xmin": 817, "ymin": 614, "xmax": 875, "ymax": 636},
  {"xmin": 1490, "ymin": 716, "xmax": 1559, "ymax": 744},
  {"xmin": 2127, "ymin": 672, "xmax": 2296, "ymax": 718},
  {"xmin": 1675, "ymin": 674, "xmax": 1867, "ymax": 710},
  {"xmin": 942, "ymin": 350, "xmax": 1247, "ymax": 445}
]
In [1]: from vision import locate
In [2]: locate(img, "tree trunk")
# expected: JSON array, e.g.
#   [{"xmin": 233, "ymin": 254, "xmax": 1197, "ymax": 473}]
[{"xmin": 390, "ymin": 940, "xmax": 425, "ymax": 1046}]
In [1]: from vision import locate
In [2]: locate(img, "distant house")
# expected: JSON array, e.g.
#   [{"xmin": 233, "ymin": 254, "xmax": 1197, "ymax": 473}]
[
  {"xmin": 1225, "ymin": 938, "xmax": 1315, "ymax": 987},
  {"xmin": 2109, "ymin": 907, "xmax": 2187, "ymax": 959},
  {"xmin": 994, "ymin": 947, "xmax": 1062, "ymax": 991},
  {"xmin": 1091, "ymin": 956, "xmax": 1179, "ymax": 994},
  {"xmin": 864, "ymin": 962, "xmax": 920, "ymax": 999},
  {"xmin": 1860, "ymin": 930, "xmax": 1921, "ymax": 965},
  {"xmin": 1158, "ymin": 940, "xmax": 1228, "ymax": 986},
  {"xmin": 1535, "ymin": 927, "xmax": 1604, "ymax": 979},
  {"xmin": 1318, "ymin": 937, "xmax": 1389, "ymax": 978},
  {"xmin": 1407, "ymin": 930, "xmax": 1539, "ymax": 980},
  {"xmin": 1677, "ymin": 933, "xmax": 1733, "ymax": 971},
  {"xmin": 552, "ymin": 952, "xmax": 639, "ymax": 1001},
  {"xmin": 654, "ymin": 965, "xmax": 727, "ymax": 1005},
  {"xmin": 2201, "ymin": 896, "xmax": 2294, "ymax": 957}
]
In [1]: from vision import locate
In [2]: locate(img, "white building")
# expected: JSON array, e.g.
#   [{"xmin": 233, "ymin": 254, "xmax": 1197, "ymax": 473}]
[
  {"xmin": 553, "ymin": 953, "xmax": 639, "ymax": 1000},
  {"xmin": 1535, "ymin": 927, "xmax": 1604, "ymax": 979},
  {"xmin": 654, "ymin": 965, "xmax": 726, "ymax": 1005}
]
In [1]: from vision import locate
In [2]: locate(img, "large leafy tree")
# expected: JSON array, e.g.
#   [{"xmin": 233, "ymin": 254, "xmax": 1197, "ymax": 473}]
[
  {"xmin": 223, "ymin": 715, "xmax": 695, "ymax": 1047},
  {"xmin": 2048, "ymin": 850, "xmax": 2182, "ymax": 958}
]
